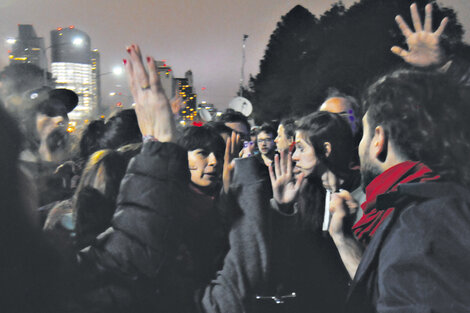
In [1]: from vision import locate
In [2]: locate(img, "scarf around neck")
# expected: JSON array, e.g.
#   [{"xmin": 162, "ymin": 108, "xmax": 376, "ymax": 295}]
[{"xmin": 353, "ymin": 161, "xmax": 440, "ymax": 244}]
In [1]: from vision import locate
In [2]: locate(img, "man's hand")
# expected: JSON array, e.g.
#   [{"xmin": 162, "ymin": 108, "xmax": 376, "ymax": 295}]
[
  {"xmin": 268, "ymin": 151, "xmax": 304, "ymax": 205},
  {"xmin": 391, "ymin": 3, "xmax": 448, "ymax": 68},
  {"xmin": 223, "ymin": 132, "xmax": 241, "ymax": 194},
  {"xmin": 329, "ymin": 190, "xmax": 359, "ymax": 239},
  {"xmin": 124, "ymin": 44, "xmax": 176, "ymax": 142},
  {"xmin": 329, "ymin": 190, "xmax": 363, "ymax": 279}
]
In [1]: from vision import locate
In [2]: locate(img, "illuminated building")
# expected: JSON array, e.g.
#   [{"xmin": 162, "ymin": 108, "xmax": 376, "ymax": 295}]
[
  {"xmin": 155, "ymin": 60, "xmax": 175, "ymax": 99},
  {"xmin": 174, "ymin": 70, "xmax": 197, "ymax": 122},
  {"xmin": 8, "ymin": 25, "xmax": 46, "ymax": 68},
  {"xmin": 91, "ymin": 49, "xmax": 101, "ymax": 115},
  {"xmin": 50, "ymin": 26, "xmax": 97, "ymax": 122}
]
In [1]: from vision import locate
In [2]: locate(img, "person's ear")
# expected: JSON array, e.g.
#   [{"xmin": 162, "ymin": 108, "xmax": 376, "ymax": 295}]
[
  {"xmin": 324, "ymin": 142, "xmax": 332, "ymax": 158},
  {"xmin": 373, "ymin": 126, "xmax": 387, "ymax": 162}
]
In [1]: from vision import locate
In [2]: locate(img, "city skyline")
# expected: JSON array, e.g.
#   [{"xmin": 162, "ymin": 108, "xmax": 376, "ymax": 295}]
[{"xmin": 1, "ymin": 0, "xmax": 470, "ymax": 110}]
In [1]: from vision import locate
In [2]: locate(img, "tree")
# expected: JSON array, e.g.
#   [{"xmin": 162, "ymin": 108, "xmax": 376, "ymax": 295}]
[{"xmin": 249, "ymin": 0, "xmax": 468, "ymax": 122}]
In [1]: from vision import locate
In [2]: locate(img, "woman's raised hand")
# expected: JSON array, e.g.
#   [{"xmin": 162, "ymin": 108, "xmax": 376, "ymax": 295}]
[
  {"xmin": 391, "ymin": 3, "xmax": 448, "ymax": 67},
  {"xmin": 222, "ymin": 132, "xmax": 241, "ymax": 194},
  {"xmin": 269, "ymin": 150, "xmax": 304, "ymax": 205},
  {"xmin": 124, "ymin": 44, "xmax": 176, "ymax": 142}
]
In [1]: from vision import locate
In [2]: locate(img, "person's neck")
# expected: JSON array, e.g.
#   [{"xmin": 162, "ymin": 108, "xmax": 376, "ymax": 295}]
[{"xmin": 261, "ymin": 153, "xmax": 274, "ymax": 167}]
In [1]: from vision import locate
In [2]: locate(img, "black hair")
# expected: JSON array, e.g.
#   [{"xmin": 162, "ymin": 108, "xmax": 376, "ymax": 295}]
[
  {"xmin": 294, "ymin": 111, "xmax": 355, "ymax": 232},
  {"xmin": 257, "ymin": 123, "xmax": 276, "ymax": 138},
  {"xmin": 178, "ymin": 126, "xmax": 226, "ymax": 161},
  {"xmin": 73, "ymin": 149, "xmax": 129, "ymax": 248},
  {"xmin": 219, "ymin": 110, "xmax": 250, "ymax": 134},
  {"xmin": 77, "ymin": 109, "xmax": 141, "ymax": 161},
  {"xmin": 280, "ymin": 118, "xmax": 296, "ymax": 139},
  {"xmin": 296, "ymin": 111, "xmax": 354, "ymax": 181},
  {"xmin": 363, "ymin": 69, "xmax": 470, "ymax": 187},
  {"xmin": 204, "ymin": 121, "xmax": 233, "ymax": 137},
  {"xmin": 101, "ymin": 109, "xmax": 141, "ymax": 150}
]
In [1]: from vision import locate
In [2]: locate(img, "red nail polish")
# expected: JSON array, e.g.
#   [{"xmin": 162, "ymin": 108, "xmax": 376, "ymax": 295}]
[
  {"xmin": 126, "ymin": 48, "xmax": 131, "ymax": 54},
  {"xmin": 147, "ymin": 56, "xmax": 151, "ymax": 62},
  {"xmin": 123, "ymin": 59, "xmax": 127, "ymax": 65}
]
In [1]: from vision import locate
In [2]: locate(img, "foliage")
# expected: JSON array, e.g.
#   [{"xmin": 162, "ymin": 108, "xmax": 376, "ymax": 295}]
[{"xmin": 248, "ymin": 0, "xmax": 468, "ymax": 122}]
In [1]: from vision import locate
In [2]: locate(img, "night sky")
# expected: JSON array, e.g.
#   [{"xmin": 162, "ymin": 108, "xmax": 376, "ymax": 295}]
[{"xmin": 1, "ymin": 0, "xmax": 469, "ymax": 110}]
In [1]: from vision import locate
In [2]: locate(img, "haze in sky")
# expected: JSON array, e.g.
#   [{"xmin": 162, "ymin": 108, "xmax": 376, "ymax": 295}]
[{"xmin": 1, "ymin": 0, "xmax": 469, "ymax": 109}]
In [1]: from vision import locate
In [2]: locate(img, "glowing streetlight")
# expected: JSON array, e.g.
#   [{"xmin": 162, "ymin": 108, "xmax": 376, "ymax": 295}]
[
  {"xmin": 72, "ymin": 37, "xmax": 83, "ymax": 46},
  {"xmin": 6, "ymin": 38, "xmax": 16, "ymax": 45},
  {"xmin": 112, "ymin": 66, "xmax": 123, "ymax": 75}
]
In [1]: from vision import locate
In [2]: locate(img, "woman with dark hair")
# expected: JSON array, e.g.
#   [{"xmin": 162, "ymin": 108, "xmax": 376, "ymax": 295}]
[{"xmin": 266, "ymin": 111, "xmax": 361, "ymax": 313}]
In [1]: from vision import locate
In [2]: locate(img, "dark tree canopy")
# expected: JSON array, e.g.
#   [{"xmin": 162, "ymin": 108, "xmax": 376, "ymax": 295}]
[{"xmin": 248, "ymin": 0, "xmax": 468, "ymax": 122}]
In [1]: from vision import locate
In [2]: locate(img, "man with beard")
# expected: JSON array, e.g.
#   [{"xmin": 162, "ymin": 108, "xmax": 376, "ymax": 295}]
[{"xmin": 329, "ymin": 69, "xmax": 470, "ymax": 312}]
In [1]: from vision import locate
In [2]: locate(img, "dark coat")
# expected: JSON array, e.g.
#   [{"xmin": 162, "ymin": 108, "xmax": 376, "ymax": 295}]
[
  {"xmin": 346, "ymin": 182, "xmax": 470, "ymax": 313},
  {"xmin": 77, "ymin": 141, "xmax": 191, "ymax": 312},
  {"xmin": 223, "ymin": 156, "xmax": 350, "ymax": 313}
]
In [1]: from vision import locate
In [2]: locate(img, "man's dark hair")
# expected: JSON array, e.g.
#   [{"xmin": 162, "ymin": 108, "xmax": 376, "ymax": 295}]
[
  {"xmin": 257, "ymin": 123, "xmax": 276, "ymax": 138},
  {"xmin": 363, "ymin": 69, "xmax": 470, "ymax": 186},
  {"xmin": 178, "ymin": 126, "xmax": 225, "ymax": 161},
  {"xmin": 219, "ymin": 110, "xmax": 250, "ymax": 133},
  {"xmin": 280, "ymin": 118, "xmax": 296, "ymax": 139}
]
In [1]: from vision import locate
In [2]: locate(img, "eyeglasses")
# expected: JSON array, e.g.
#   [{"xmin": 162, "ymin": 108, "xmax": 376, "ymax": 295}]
[{"xmin": 257, "ymin": 138, "xmax": 273, "ymax": 143}]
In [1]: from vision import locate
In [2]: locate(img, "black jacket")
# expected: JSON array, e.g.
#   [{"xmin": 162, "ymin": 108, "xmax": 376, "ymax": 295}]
[
  {"xmin": 346, "ymin": 182, "xmax": 470, "ymax": 313},
  {"xmin": 78, "ymin": 141, "xmax": 190, "ymax": 312}
]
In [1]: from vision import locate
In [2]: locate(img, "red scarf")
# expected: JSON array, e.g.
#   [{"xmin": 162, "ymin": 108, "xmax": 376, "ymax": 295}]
[{"xmin": 353, "ymin": 161, "xmax": 440, "ymax": 244}]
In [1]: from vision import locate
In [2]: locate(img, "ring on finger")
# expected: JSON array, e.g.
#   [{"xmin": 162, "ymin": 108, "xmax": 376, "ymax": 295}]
[{"xmin": 141, "ymin": 84, "xmax": 150, "ymax": 90}]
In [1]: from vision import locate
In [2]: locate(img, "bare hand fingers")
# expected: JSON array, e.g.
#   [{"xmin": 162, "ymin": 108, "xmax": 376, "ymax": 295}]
[
  {"xmin": 128, "ymin": 44, "xmax": 149, "ymax": 90},
  {"xmin": 294, "ymin": 173, "xmax": 304, "ymax": 193},
  {"xmin": 410, "ymin": 3, "xmax": 423, "ymax": 32},
  {"xmin": 224, "ymin": 137, "xmax": 231, "ymax": 165},
  {"xmin": 286, "ymin": 152, "xmax": 293, "ymax": 181},
  {"xmin": 274, "ymin": 154, "xmax": 281, "ymax": 179},
  {"xmin": 424, "ymin": 3, "xmax": 432, "ymax": 33},
  {"xmin": 395, "ymin": 15, "xmax": 413, "ymax": 38},
  {"xmin": 338, "ymin": 190, "xmax": 359, "ymax": 214},
  {"xmin": 391, "ymin": 46, "xmax": 409, "ymax": 59},
  {"xmin": 124, "ymin": 56, "xmax": 137, "ymax": 99},
  {"xmin": 434, "ymin": 17, "xmax": 448, "ymax": 37},
  {"xmin": 230, "ymin": 132, "xmax": 236, "ymax": 156},
  {"xmin": 147, "ymin": 56, "xmax": 159, "ymax": 93},
  {"xmin": 269, "ymin": 164, "xmax": 276, "ymax": 185}
]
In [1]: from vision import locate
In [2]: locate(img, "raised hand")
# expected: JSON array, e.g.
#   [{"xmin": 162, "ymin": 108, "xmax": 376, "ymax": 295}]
[
  {"xmin": 124, "ymin": 44, "xmax": 176, "ymax": 142},
  {"xmin": 268, "ymin": 151, "xmax": 304, "ymax": 205},
  {"xmin": 391, "ymin": 3, "xmax": 448, "ymax": 67},
  {"xmin": 223, "ymin": 132, "xmax": 241, "ymax": 194}
]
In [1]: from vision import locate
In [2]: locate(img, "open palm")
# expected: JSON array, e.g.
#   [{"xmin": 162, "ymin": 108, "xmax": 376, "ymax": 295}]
[
  {"xmin": 269, "ymin": 151, "xmax": 304, "ymax": 205},
  {"xmin": 391, "ymin": 3, "xmax": 448, "ymax": 68}
]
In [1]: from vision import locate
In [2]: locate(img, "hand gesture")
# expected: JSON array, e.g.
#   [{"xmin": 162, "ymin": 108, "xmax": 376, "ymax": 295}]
[
  {"xmin": 329, "ymin": 190, "xmax": 359, "ymax": 239},
  {"xmin": 223, "ymin": 132, "xmax": 241, "ymax": 194},
  {"xmin": 269, "ymin": 151, "xmax": 304, "ymax": 205},
  {"xmin": 170, "ymin": 91, "xmax": 184, "ymax": 116},
  {"xmin": 391, "ymin": 3, "xmax": 448, "ymax": 67},
  {"xmin": 124, "ymin": 44, "xmax": 176, "ymax": 142}
]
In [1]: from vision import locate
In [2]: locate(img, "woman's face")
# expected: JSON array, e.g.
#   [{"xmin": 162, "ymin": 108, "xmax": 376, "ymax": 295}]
[
  {"xmin": 292, "ymin": 131, "xmax": 318, "ymax": 178},
  {"xmin": 188, "ymin": 148, "xmax": 222, "ymax": 187}
]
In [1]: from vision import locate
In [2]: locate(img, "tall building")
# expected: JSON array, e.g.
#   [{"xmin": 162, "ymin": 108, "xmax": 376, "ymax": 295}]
[
  {"xmin": 50, "ymin": 26, "xmax": 96, "ymax": 122},
  {"xmin": 8, "ymin": 24, "xmax": 46, "ymax": 69},
  {"xmin": 155, "ymin": 60, "xmax": 175, "ymax": 99},
  {"xmin": 174, "ymin": 73, "xmax": 197, "ymax": 122}
]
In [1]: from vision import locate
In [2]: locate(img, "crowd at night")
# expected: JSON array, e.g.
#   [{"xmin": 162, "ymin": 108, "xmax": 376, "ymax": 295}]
[{"xmin": 0, "ymin": 2, "xmax": 470, "ymax": 313}]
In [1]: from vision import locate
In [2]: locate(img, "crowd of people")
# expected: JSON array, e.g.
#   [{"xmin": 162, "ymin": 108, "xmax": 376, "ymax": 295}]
[{"xmin": 0, "ymin": 3, "xmax": 470, "ymax": 313}]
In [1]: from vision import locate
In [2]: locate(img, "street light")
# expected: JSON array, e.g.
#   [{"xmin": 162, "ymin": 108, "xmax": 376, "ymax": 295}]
[{"xmin": 6, "ymin": 38, "xmax": 16, "ymax": 45}]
